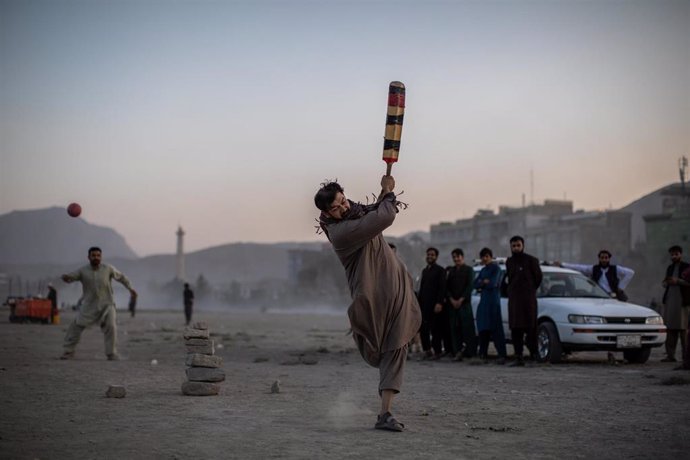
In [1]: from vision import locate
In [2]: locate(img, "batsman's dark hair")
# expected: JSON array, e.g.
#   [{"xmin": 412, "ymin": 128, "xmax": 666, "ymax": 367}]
[
  {"xmin": 669, "ymin": 245, "xmax": 683, "ymax": 254},
  {"xmin": 509, "ymin": 235, "xmax": 524, "ymax": 244},
  {"xmin": 598, "ymin": 249, "xmax": 612, "ymax": 258},
  {"xmin": 88, "ymin": 246, "xmax": 102, "ymax": 255},
  {"xmin": 479, "ymin": 247, "xmax": 493, "ymax": 258},
  {"xmin": 426, "ymin": 247, "xmax": 439, "ymax": 257},
  {"xmin": 451, "ymin": 248, "xmax": 464, "ymax": 257},
  {"xmin": 314, "ymin": 181, "xmax": 344, "ymax": 211}
]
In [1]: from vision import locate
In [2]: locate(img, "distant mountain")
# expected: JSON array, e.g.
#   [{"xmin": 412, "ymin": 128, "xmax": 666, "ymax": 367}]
[
  {"xmin": 0, "ymin": 207, "xmax": 138, "ymax": 265},
  {"xmin": 109, "ymin": 242, "xmax": 315, "ymax": 287}
]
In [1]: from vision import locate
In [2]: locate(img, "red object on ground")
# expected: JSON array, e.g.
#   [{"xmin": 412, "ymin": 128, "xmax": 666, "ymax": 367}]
[
  {"xmin": 12, "ymin": 298, "xmax": 52, "ymax": 323},
  {"xmin": 67, "ymin": 202, "xmax": 82, "ymax": 217}
]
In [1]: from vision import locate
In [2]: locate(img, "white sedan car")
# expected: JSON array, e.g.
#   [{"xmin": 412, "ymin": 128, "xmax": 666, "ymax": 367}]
[{"xmin": 471, "ymin": 264, "xmax": 666, "ymax": 363}]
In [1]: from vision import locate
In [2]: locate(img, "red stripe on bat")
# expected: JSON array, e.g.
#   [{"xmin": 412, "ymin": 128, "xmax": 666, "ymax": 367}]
[{"xmin": 388, "ymin": 93, "xmax": 405, "ymax": 108}]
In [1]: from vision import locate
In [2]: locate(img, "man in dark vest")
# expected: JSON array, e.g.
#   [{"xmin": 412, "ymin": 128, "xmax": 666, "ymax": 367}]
[
  {"xmin": 558, "ymin": 250, "xmax": 634, "ymax": 301},
  {"xmin": 505, "ymin": 236, "xmax": 542, "ymax": 366},
  {"xmin": 661, "ymin": 245, "xmax": 690, "ymax": 363},
  {"xmin": 417, "ymin": 247, "xmax": 449, "ymax": 359}
]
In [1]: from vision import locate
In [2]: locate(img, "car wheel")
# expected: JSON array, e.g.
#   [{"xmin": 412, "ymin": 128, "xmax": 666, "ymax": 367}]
[
  {"xmin": 623, "ymin": 348, "xmax": 651, "ymax": 364},
  {"xmin": 537, "ymin": 322, "xmax": 562, "ymax": 364}
]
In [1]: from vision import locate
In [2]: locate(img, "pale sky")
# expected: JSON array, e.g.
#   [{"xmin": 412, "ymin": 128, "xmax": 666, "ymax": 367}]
[{"xmin": 1, "ymin": 0, "xmax": 688, "ymax": 256}]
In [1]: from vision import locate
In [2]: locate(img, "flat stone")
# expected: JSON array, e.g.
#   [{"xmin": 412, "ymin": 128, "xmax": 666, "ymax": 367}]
[
  {"xmin": 186, "ymin": 367, "xmax": 226, "ymax": 383},
  {"xmin": 300, "ymin": 355, "xmax": 319, "ymax": 365},
  {"xmin": 183, "ymin": 328, "xmax": 210, "ymax": 340},
  {"xmin": 106, "ymin": 385, "xmax": 126, "ymax": 398},
  {"xmin": 186, "ymin": 353, "xmax": 223, "ymax": 368},
  {"xmin": 271, "ymin": 380, "xmax": 281, "ymax": 394},
  {"xmin": 185, "ymin": 341, "xmax": 214, "ymax": 355},
  {"xmin": 184, "ymin": 337, "xmax": 211, "ymax": 346},
  {"xmin": 192, "ymin": 321, "xmax": 208, "ymax": 330},
  {"xmin": 181, "ymin": 381, "xmax": 220, "ymax": 396}
]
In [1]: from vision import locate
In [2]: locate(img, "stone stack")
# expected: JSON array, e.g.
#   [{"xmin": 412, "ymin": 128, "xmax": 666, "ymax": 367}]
[{"xmin": 181, "ymin": 322, "xmax": 225, "ymax": 396}]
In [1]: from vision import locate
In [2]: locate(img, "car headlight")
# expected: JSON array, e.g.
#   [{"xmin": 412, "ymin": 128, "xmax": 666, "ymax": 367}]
[
  {"xmin": 568, "ymin": 315, "xmax": 607, "ymax": 324},
  {"xmin": 645, "ymin": 316, "xmax": 664, "ymax": 325}
]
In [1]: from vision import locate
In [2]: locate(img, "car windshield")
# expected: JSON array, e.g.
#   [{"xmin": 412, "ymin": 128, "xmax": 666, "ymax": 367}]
[{"xmin": 537, "ymin": 272, "xmax": 611, "ymax": 299}]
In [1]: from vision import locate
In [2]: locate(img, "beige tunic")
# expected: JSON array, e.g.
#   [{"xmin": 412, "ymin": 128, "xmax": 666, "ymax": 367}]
[
  {"xmin": 324, "ymin": 195, "xmax": 422, "ymax": 367},
  {"xmin": 65, "ymin": 263, "xmax": 133, "ymax": 325}
]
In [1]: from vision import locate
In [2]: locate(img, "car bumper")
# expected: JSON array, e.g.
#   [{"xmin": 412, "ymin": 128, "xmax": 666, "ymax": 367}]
[{"xmin": 556, "ymin": 323, "xmax": 667, "ymax": 349}]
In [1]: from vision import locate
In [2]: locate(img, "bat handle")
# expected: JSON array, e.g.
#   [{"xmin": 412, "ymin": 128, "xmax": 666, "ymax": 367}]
[{"xmin": 386, "ymin": 163, "xmax": 393, "ymax": 176}]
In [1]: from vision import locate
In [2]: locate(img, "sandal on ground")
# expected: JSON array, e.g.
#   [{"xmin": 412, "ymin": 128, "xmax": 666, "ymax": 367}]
[
  {"xmin": 375, "ymin": 412, "xmax": 405, "ymax": 432},
  {"xmin": 60, "ymin": 351, "xmax": 75, "ymax": 360}
]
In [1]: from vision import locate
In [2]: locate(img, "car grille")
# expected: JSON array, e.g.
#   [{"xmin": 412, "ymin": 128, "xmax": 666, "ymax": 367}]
[{"xmin": 604, "ymin": 317, "xmax": 646, "ymax": 324}]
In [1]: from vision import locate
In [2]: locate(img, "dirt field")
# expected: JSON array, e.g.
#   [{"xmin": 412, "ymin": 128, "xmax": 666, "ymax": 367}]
[{"xmin": 1, "ymin": 308, "xmax": 688, "ymax": 459}]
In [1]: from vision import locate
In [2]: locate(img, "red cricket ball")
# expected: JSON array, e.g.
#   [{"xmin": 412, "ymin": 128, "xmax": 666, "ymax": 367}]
[{"xmin": 67, "ymin": 202, "xmax": 82, "ymax": 218}]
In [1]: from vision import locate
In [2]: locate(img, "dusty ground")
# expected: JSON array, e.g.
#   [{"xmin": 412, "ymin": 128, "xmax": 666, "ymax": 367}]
[{"xmin": 0, "ymin": 308, "xmax": 688, "ymax": 459}]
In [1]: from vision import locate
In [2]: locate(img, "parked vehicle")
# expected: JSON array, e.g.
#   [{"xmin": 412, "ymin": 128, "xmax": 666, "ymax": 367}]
[{"xmin": 472, "ymin": 263, "xmax": 666, "ymax": 363}]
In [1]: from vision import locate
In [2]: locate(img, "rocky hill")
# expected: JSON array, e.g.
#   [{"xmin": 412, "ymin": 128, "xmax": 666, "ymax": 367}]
[{"xmin": 0, "ymin": 207, "xmax": 138, "ymax": 265}]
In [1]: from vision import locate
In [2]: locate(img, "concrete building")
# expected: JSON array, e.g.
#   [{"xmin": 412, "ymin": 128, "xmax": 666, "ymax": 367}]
[
  {"xmin": 642, "ymin": 184, "xmax": 690, "ymax": 268},
  {"xmin": 430, "ymin": 199, "xmax": 632, "ymax": 265}
]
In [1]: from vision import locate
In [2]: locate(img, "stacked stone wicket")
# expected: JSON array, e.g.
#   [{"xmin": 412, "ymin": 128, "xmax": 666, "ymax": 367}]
[{"xmin": 181, "ymin": 322, "xmax": 225, "ymax": 396}]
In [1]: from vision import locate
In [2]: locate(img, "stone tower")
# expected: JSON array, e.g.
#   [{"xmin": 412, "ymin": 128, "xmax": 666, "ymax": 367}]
[{"xmin": 176, "ymin": 226, "xmax": 186, "ymax": 281}]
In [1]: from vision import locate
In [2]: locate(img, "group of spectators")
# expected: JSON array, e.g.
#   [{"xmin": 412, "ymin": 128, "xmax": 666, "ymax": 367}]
[
  {"xmin": 411, "ymin": 237, "xmax": 690, "ymax": 369},
  {"xmin": 414, "ymin": 235, "xmax": 542, "ymax": 366}
]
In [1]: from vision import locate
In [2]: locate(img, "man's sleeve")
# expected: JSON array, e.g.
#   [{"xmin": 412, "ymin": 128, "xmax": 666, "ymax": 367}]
[
  {"xmin": 618, "ymin": 265, "xmax": 635, "ymax": 290},
  {"xmin": 330, "ymin": 197, "xmax": 397, "ymax": 252},
  {"xmin": 533, "ymin": 257, "xmax": 543, "ymax": 288},
  {"xmin": 111, "ymin": 266, "xmax": 133, "ymax": 290},
  {"xmin": 489, "ymin": 264, "xmax": 502, "ymax": 288},
  {"xmin": 65, "ymin": 268, "xmax": 82, "ymax": 281},
  {"xmin": 462, "ymin": 268, "xmax": 474, "ymax": 299},
  {"xmin": 435, "ymin": 267, "xmax": 446, "ymax": 304},
  {"xmin": 562, "ymin": 263, "xmax": 592, "ymax": 276},
  {"xmin": 504, "ymin": 258, "xmax": 513, "ymax": 285}
]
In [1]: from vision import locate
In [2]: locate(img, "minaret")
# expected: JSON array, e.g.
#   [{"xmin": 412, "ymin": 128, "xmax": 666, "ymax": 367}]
[{"xmin": 176, "ymin": 226, "xmax": 186, "ymax": 281}]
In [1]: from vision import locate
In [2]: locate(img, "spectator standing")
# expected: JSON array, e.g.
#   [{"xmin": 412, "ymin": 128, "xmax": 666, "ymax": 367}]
[
  {"xmin": 661, "ymin": 245, "xmax": 690, "ymax": 363},
  {"xmin": 474, "ymin": 247, "xmax": 506, "ymax": 365},
  {"xmin": 47, "ymin": 283, "xmax": 58, "ymax": 324},
  {"xmin": 505, "ymin": 236, "xmax": 542, "ymax": 366},
  {"xmin": 445, "ymin": 248, "xmax": 476, "ymax": 360},
  {"xmin": 183, "ymin": 283, "xmax": 195, "ymax": 326},
  {"xmin": 675, "ymin": 264, "xmax": 690, "ymax": 371},
  {"xmin": 418, "ymin": 247, "xmax": 449, "ymax": 359}
]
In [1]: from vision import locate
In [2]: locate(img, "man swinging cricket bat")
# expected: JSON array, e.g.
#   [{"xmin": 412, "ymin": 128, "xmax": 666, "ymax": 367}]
[{"xmin": 313, "ymin": 82, "xmax": 420, "ymax": 432}]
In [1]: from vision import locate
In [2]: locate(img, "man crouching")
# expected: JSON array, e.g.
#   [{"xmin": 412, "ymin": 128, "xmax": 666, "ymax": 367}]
[{"xmin": 314, "ymin": 175, "xmax": 421, "ymax": 432}]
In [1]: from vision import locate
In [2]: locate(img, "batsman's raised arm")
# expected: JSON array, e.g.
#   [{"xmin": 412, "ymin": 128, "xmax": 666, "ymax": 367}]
[{"xmin": 378, "ymin": 175, "xmax": 395, "ymax": 202}]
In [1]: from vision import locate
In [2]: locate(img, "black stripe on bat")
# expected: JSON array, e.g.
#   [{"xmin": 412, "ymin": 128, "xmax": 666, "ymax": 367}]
[
  {"xmin": 383, "ymin": 140, "xmax": 401, "ymax": 150},
  {"xmin": 386, "ymin": 114, "xmax": 404, "ymax": 125}
]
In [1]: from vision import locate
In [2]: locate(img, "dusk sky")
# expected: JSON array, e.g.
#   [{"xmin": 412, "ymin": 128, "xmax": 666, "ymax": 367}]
[{"xmin": 1, "ymin": 0, "xmax": 688, "ymax": 256}]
